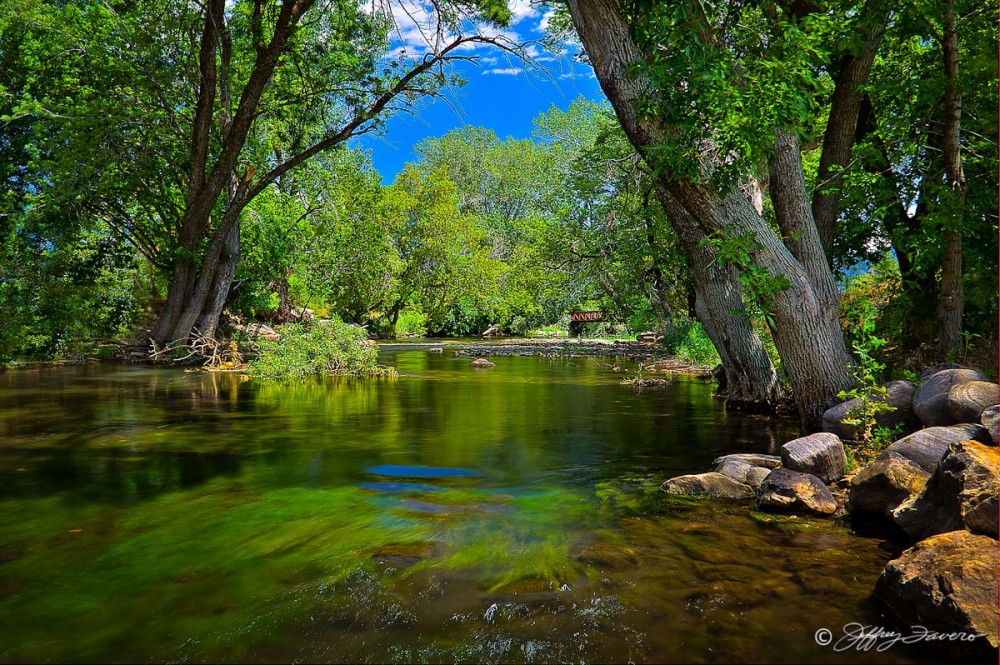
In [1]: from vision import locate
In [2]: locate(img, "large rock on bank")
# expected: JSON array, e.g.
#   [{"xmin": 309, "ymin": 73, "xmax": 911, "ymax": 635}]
[
  {"xmin": 661, "ymin": 472, "xmax": 754, "ymax": 500},
  {"xmin": 892, "ymin": 440, "xmax": 1000, "ymax": 541},
  {"xmin": 947, "ymin": 380, "xmax": 999, "ymax": 423},
  {"xmin": 848, "ymin": 452, "xmax": 930, "ymax": 518},
  {"xmin": 881, "ymin": 423, "xmax": 989, "ymax": 473},
  {"xmin": 758, "ymin": 468, "xmax": 838, "ymax": 515},
  {"xmin": 913, "ymin": 368, "xmax": 988, "ymax": 426},
  {"xmin": 822, "ymin": 380, "xmax": 917, "ymax": 440},
  {"xmin": 873, "ymin": 530, "xmax": 999, "ymax": 656},
  {"xmin": 780, "ymin": 433, "xmax": 846, "ymax": 483}
]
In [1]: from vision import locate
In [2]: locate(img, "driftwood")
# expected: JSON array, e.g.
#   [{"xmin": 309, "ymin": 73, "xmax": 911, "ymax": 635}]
[{"xmin": 149, "ymin": 330, "xmax": 246, "ymax": 370}]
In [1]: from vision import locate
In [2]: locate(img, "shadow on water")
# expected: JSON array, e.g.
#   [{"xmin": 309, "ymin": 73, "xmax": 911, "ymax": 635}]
[{"xmin": 0, "ymin": 354, "xmax": 923, "ymax": 663}]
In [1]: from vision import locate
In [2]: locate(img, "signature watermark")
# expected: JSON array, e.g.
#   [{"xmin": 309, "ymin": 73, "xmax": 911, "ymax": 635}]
[{"xmin": 814, "ymin": 623, "xmax": 984, "ymax": 652}]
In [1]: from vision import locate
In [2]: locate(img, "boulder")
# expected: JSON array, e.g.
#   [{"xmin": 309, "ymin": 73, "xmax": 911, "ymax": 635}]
[
  {"xmin": 712, "ymin": 453, "xmax": 782, "ymax": 469},
  {"xmin": 780, "ymin": 433, "xmax": 847, "ymax": 483},
  {"xmin": 947, "ymin": 381, "xmax": 999, "ymax": 423},
  {"xmin": 848, "ymin": 452, "xmax": 931, "ymax": 518},
  {"xmin": 757, "ymin": 468, "xmax": 838, "ymax": 515},
  {"xmin": 661, "ymin": 472, "xmax": 754, "ymax": 500},
  {"xmin": 713, "ymin": 460, "xmax": 772, "ymax": 495},
  {"xmin": 913, "ymin": 368, "xmax": 989, "ymax": 426},
  {"xmin": 745, "ymin": 467, "xmax": 771, "ymax": 494},
  {"xmin": 918, "ymin": 363, "xmax": 976, "ymax": 380},
  {"xmin": 714, "ymin": 459, "xmax": 754, "ymax": 483},
  {"xmin": 470, "ymin": 358, "xmax": 496, "ymax": 368},
  {"xmin": 873, "ymin": 530, "xmax": 998, "ymax": 655},
  {"xmin": 892, "ymin": 440, "xmax": 1000, "ymax": 541},
  {"xmin": 239, "ymin": 322, "xmax": 281, "ymax": 341},
  {"xmin": 428, "ymin": 347, "xmax": 444, "ymax": 354},
  {"xmin": 980, "ymin": 405, "xmax": 999, "ymax": 445},
  {"xmin": 822, "ymin": 380, "xmax": 917, "ymax": 440},
  {"xmin": 881, "ymin": 423, "xmax": 990, "ymax": 474}
]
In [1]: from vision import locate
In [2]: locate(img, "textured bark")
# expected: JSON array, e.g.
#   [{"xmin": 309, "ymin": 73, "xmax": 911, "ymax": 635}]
[
  {"xmin": 673, "ymin": 180, "xmax": 855, "ymax": 427},
  {"xmin": 193, "ymin": 220, "xmax": 240, "ymax": 338},
  {"xmin": 811, "ymin": 8, "xmax": 887, "ymax": 255},
  {"xmin": 657, "ymin": 184, "xmax": 783, "ymax": 410},
  {"xmin": 769, "ymin": 129, "xmax": 841, "ymax": 319},
  {"xmin": 936, "ymin": 0, "xmax": 966, "ymax": 355}
]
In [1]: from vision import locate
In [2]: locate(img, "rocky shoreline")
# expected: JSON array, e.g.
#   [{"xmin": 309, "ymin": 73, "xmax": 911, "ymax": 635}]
[{"xmin": 661, "ymin": 363, "xmax": 1000, "ymax": 659}]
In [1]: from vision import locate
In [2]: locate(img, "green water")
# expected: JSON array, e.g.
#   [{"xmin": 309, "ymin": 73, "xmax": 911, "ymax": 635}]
[{"xmin": 0, "ymin": 350, "xmax": 914, "ymax": 663}]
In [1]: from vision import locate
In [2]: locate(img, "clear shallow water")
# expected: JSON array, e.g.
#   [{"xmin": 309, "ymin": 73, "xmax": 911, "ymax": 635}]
[{"xmin": 0, "ymin": 352, "xmax": 915, "ymax": 663}]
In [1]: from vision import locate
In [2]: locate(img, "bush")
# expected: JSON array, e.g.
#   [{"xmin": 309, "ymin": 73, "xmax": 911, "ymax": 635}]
[
  {"xmin": 395, "ymin": 308, "xmax": 427, "ymax": 336},
  {"xmin": 246, "ymin": 319, "xmax": 396, "ymax": 379},
  {"xmin": 663, "ymin": 320, "xmax": 721, "ymax": 366}
]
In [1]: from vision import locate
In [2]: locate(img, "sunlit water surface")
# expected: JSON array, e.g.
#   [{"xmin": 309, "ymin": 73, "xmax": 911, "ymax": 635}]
[{"xmin": 0, "ymin": 349, "xmax": 917, "ymax": 663}]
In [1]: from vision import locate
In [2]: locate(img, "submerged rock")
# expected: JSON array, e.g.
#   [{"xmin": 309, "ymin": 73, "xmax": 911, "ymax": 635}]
[
  {"xmin": 981, "ymin": 405, "xmax": 999, "ymax": 445},
  {"xmin": 848, "ymin": 452, "xmax": 930, "ymax": 519},
  {"xmin": 947, "ymin": 380, "xmax": 999, "ymax": 423},
  {"xmin": 470, "ymin": 358, "xmax": 496, "ymax": 368},
  {"xmin": 660, "ymin": 472, "xmax": 754, "ymax": 500},
  {"xmin": 780, "ymin": 433, "xmax": 847, "ymax": 483},
  {"xmin": 873, "ymin": 530, "xmax": 999, "ymax": 656},
  {"xmin": 913, "ymin": 368, "xmax": 988, "ymax": 426},
  {"xmin": 892, "ymin": 440, "xmax": 1000, "ymax": 541},
  {"xmin": 822, "ymin": 380, "xmax": 917, "ymax": 440},
  {"xmin": 757, "ymin": 468, "xmax": 838, "ymax": 515},
  {"xmin": 881, "ymin": 423, "xmax": 989, "ymax": 474}
]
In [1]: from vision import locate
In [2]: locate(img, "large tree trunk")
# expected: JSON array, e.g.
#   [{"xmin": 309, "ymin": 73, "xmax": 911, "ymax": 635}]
[
  {"xmin": 655, "ymin": 183, "xmax": 783, "ymax": 411},
  {"xmin": 936, "ymin": 0, "xmax": 966, "ymax": 355},
  {"xmin": 675, "ymin": 180, "xmax": 855, "ymax": 427},
  {"xmin": 194, "ymin": 220, "xmax": 240, "ymax": 338},
  {"xmin": 565, "ymin": 0, "xmax": 853, "ymax": 426}
]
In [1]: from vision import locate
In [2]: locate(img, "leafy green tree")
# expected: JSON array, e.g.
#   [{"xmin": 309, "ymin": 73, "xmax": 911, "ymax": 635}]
[{"xmin": 1, "ymin": 0, "xmax": 520, "ymax": 348}]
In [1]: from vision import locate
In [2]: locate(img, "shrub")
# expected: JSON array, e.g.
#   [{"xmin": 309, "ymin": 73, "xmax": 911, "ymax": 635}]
[
  {"xmin": 395, "ymin": 308, "xmax": 427, "ymax": 336},
  {"xmin": 663, "ymin": 320, "xmax": 721, "ymax": 366},
  {"xmin": 246, "ymin": 319, "xmax": 396, "ymax": 379}
]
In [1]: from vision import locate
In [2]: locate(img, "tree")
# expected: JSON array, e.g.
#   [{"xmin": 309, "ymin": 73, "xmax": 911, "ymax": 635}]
[
  {"xmin": 836, "ymin": 0, "xmax": 997, "ymax": 353},
  {"xmin": 1, "ymin": 0, "xmax": 520, "ymax": 347},
  {"xmin": 558, "ymin": 0, "xmax": 872, "ymax": 426}
]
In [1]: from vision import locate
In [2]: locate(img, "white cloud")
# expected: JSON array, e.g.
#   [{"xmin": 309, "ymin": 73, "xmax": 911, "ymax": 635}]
[
  {"xmin": 508, "ymin": 0, "xmax": 539, "ymax": 25},
  {"xmin": 483, "ymin": 67, "xmax": 523, "ymax": 76},
  {"xmin": 538, "ymin": 9, "xmax": 555, "ymax": 32},
  {"xmin": 480, "ymin": 56, "xmax": 499, "ymax": 65}
]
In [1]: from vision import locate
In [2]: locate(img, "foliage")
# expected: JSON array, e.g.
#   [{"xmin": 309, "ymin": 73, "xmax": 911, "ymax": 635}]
[
  {"xmin": 662, "ymin": 320, "xmax": 720, "ymax": 366},
  {"xmin": 837, "ymin": 289, "xmax": 895, "ymax": 459},
  {"xmin": 245, "ymin": 319, "xmax": 395, "ymax": 379},
  {"xmin": 0, "ymin": 221, "xmax": 148, "ymax": 363},
  {"xmin": 703, "ymin": 231, "xmax": 791, "ymax": 330}
]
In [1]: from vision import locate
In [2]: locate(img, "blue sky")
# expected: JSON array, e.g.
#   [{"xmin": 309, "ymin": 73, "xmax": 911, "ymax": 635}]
[{"xmin": 352, "ymin": 1, "xmax": 606, "ymax": 181}]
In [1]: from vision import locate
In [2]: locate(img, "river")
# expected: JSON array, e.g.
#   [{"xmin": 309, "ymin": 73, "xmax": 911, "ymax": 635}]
[{"xmin": 0, "ymin": 347, "xmax": 919, "ymax": 663}]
